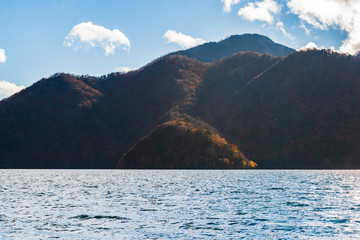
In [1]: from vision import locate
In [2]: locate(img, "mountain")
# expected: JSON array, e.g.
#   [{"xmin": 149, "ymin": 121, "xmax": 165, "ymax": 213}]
[
  {"xmin": 190, "ymin": 50, "xmax": 360, "ymax": 168},
  {"xmin": 1, "ymin": 34, "xmax": 360, "ymax": 169},
  {"xmin": 0, "ymin": 74, "xmax": 104, "ymax": 168},
  {"xmin": 118, "ymin": 118, "xmax": 257, "ymax": 169},
  {"xmin": 166, "ymin": 33, "xmax": 295, "ymax": 63},
  {"xmin": 0, "ymin": 56, "xmax": 208, "ymax": 168}
]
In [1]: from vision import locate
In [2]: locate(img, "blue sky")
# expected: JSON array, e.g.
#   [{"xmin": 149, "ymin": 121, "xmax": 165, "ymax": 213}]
[{"xmin": 0, "ymin": 0, "xmax": 358, "ymax": 99}]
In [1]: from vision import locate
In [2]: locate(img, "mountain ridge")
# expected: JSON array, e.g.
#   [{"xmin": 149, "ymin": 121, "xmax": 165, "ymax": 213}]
[
  {"xmin": 191, "ymin": 49, "xmax": 360, "ymax": 168},
  {"xmin": 1, "ymin": 34, "xmax": 360, "ymax": 169},
  {"xmin": 166, "ymin": 33, "xmax": 295, "ymax": 63}
]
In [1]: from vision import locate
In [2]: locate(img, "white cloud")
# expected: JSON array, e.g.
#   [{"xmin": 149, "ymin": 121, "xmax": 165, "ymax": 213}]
[
  {"xmin": 115, "ymin": 66, "xmax": 135, "ymax": 73},
  {"xmin": 221, "ymin": 0, "xmax": 241, "ymax": 12},
  {"xmin": 300, "ymin": 21, "xmax": 311, "ymax": 36},
  {"xmin": 287, "ymin": 0, "xmax": 360, "ymax": 55},
  {"xmin": 0, "ymin": 49, "xmax": 6, "ymax": 63},
  {"xmin": 64, "ymin": 21, "xmax": 130, "ymax": 56},
  {"xmin": 298, "ymin": 42, "xmax": 325, "ymax": 51},
  {"xmin": 238, "ymin": 0, "xmax": 281, "ymax": 24},
  {"xmin": 163, "ymin": 30, "xmax": 206, "ymax": 49},
  {"xmin": 276, "ymin": 21, "xmax": 294, "ymax": 39},
  {"xmin": 0, "ymin": 81, "xmax": 25, "ymax": 100}
]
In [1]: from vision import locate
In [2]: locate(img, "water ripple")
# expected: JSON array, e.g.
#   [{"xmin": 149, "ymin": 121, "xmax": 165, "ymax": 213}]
[{"xmin": 1, "ymin": 169, "xmax": 360, "ymax": 239}]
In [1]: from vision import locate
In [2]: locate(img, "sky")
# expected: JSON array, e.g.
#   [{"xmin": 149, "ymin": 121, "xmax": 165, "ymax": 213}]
[{"xmin": 0, "ymin": 0, "xmax": 358, "ymax": 99}]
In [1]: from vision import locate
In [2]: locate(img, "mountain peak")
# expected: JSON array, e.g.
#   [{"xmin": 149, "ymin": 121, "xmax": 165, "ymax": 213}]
[
  {"xmin": 225, "ymin": 33, "xmax": 273, "ymax": 42},
  {"xmin": 2, "ymin": 33, "xmax": 360, "ymax": 169},
  {"xmin": 166, "ymin": 33, "xmax": 295, "ymax": 63}
]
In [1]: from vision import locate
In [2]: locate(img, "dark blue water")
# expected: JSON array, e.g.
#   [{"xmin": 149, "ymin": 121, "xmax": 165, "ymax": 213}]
[{"xmin": 1, "ymin": 170, "xmax": 360, "ymax": 239}]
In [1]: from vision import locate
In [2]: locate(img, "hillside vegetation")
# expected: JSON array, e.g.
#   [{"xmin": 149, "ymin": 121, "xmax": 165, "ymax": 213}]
[
  {"xmin": 118, "ymin": 118, "xmax": 257, "ymax": 169},
  {"xmin": 1, "ymin": 34, "xmax": 360, "ymax": 169}
]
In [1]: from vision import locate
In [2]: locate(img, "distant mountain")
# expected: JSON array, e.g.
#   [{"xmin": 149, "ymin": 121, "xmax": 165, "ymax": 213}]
[
  {"xmin": 166, "ymin": 33, "xmax": 295, "ymax": 62},
  {"xmin": 1, "ymin": 34, "xmax": 360, "ymax": 169}
]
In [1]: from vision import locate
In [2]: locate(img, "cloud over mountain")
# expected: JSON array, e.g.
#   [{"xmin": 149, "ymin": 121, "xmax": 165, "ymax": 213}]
[
  {"xmin": 163, "ymin": 30, "xmax": 206, "ymax": 49},
  {"xmin": 288, "ymin": 0, "xmax": 360, "ymax": 54},
  {"xmin": 0, "ymin": 81, "xmax": 25, "ymax": 99},
  {"xmin": 298, "ymin": 42, "xmax": 322, "ymax": 51},
  {"xmin": 115, "ymin": 66, "xmax": 135, "ymax": 73},
  {"xmin": 64, "ymin": 21, "xmax": 130, "ymax": 56}
]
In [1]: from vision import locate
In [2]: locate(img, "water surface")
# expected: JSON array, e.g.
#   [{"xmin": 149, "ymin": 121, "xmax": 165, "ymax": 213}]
[{"xmin": 1, "ymin": 170, "xmax": 360, "ymax": 239}]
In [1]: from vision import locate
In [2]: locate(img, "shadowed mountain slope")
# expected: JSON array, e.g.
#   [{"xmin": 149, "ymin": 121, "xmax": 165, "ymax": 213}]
[
  {"xmin": 1, "ymin": 41, "xmax": 360, "ymax": 169},
  {"xmin": 191, "ymin": 50, "xmax": 360, "ymax": 168},
  {"xmin": 0, "ymin": 56, "xmax": 208, "ymax": 168}
]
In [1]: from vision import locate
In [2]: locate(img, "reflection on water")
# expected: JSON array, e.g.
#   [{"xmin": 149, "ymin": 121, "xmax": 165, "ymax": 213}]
[{"xmin": 1, "ymin": 169, "xmax": 360, "ymax": 239}]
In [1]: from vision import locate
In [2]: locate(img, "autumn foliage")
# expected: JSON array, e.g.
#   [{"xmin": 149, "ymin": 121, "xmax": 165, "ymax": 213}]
[
  {"xmin": 118, "ymin": 118, "xmax": 257, "ymax": 169},
  {"xmin": 1, "ymin": 46, "xmax": 360, "ymax": 169}
]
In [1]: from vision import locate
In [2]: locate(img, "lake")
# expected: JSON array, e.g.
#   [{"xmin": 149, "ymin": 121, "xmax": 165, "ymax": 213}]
[{"xmin": 1, "ymin": 170, "xmax": 360, "ymax": 239}]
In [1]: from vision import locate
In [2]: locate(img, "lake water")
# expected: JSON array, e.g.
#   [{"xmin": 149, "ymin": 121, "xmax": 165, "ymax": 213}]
[{"xmin": 1, "ymin": 170, "xmax": 360, "ymax": 239}]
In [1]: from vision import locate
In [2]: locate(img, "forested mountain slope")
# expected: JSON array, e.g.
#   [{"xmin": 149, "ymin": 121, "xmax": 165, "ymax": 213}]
[{"xmin": 1, "ymin": 35, "xmax": 359, "ymax": 169}]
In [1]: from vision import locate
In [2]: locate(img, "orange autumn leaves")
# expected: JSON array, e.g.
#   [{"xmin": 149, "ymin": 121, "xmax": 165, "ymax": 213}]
[{"xmin": 119, "ymin": 118, "xmax": 257, "ymax": 169}]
